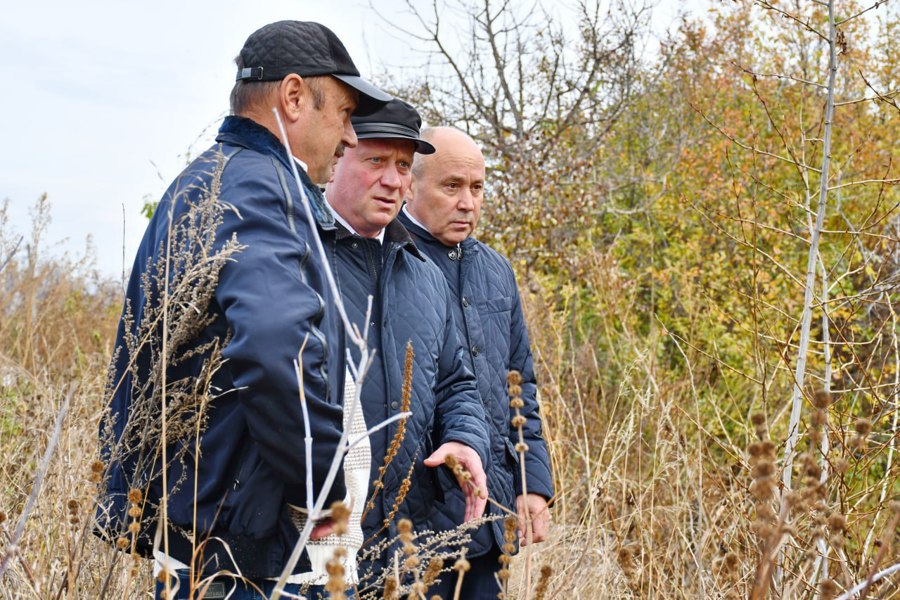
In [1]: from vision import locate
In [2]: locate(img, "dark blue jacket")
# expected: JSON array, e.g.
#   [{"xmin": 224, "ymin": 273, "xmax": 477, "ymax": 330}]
[
  {"xmin": 400, "ymin": 210, "xmax": 554, "ymax": 556},
  {"xmin": 321, "ymin": 218, "xmax": 489, "ymax": 562},
  {"xmin": 97, "ymin": 116, "xmax": 346, "ymax": 578}
]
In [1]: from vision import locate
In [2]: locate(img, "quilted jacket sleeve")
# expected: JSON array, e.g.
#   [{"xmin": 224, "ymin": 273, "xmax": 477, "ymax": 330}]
[
  {"xmin": 215, "ymin": 162, "xmax": 345, "ymax": 509},
  {"xmin": 507, "ymin": 270, "xmax": 554, "ymax": 500},
  {"xmin": 433, "ymin": 289, "xmax": 490, "ymax": 468}
]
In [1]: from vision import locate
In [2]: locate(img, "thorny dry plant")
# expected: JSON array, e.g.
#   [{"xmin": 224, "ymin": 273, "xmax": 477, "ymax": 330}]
[{"xmin": 96, "ymin": 153, "xmax": 245, "ymax": 557}]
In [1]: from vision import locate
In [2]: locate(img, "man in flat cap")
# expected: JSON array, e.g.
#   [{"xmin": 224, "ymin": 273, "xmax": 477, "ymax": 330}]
[
  {"xmin": 401, "ymin": 127, "xmax": 553, "ymax": 599},
  {"xmin": 322, "ymin": 100, "xmax": 490, "ymax": 592},
  {"xmin": 96, "ymin": 21, "xmax": 391, "ymax": 599}
]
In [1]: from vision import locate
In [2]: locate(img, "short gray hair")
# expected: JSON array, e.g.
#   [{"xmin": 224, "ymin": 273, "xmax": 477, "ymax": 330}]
[{"xmin": 229, "ymin": 54, "xmax": 327, "ymax": 115}]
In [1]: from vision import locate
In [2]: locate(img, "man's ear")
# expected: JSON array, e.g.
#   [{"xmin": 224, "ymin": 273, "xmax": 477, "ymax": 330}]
[
  {"xmin": 279, "ymin": 74, "xmax": 305, "ymax": 122},
  {"xmin": 405, "ymin": 177, "xmax": 416, "ymax": 203}
]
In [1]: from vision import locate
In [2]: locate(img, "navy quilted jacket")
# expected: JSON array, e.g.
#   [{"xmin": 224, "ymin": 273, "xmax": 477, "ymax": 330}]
[
  {"xmin": 97, "ymin": 116, "xmax": 346, "ymax": 577},
  {"xmin": 399, "ymin": 210, "xmax": 554, "ymax": 556},
  {"xmin": 321, "ymin": 218, "xmax": 489, "ymax": 561}
]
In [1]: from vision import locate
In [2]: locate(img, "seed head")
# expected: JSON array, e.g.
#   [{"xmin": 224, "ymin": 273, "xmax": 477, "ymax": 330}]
[
  {"xmin": 423, "ymin": 557, "xmax": 443, "ymax": 586},
  {"xmin": 127, "ymin": 488, "xmax": 142, "ymax": 504},
  {"xmin": 820, "ymin": 580, "xmax": 838, "ymax": 597},
  {"xmin": 398, "ymin": 518, "xmax": 413, "ymax": 536},
  {"xmin": 812, "ymin": 390, "xmax": 832, "ymax": 410},
  {"xmin": 752, "ymin": 461, "xmax": 774, "ymax": 478},
  {"xmin": 383, "ymin": 574, "xmax": 399, "ymax": 600},
  {"xmin": 854, "ymin": 418, "xmax": 872, "ymax": 436},
  {"xmin": 329, "ymin": 500, "xmax": 350, "ymax": 536},
  {"xmin": 534, "ymin": 565, "xmax": 553, "ymax": 600},
  {"xmin": 827, "ymin": 512, "xmax": 847, "ymax": 532},
  {"xmin": 454, "ymin": 556, "xmax": 470, "ymax": 573},
  {"xmin": 810, "ymin": 410, "xmax": 827, "ymax": 428},
  {"xmin": 504, "ymin": 516, "xmax": 518, "ymax": 540}
]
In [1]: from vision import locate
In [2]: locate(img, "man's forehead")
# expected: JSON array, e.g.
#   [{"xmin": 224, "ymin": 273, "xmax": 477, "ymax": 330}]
[
  {"xmin": 432, "ymin": 155, "xmax": 484, "ymax": 177},
  {"xmin": 358, "ymin": 137, "xmax": 416, "ymax": 155},
  {"xmin": 328, "ymin": 77, "xmax": 359, "ymax": 104}
]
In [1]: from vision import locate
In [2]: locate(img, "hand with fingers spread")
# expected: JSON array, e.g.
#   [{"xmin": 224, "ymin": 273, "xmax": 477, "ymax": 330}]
[{"xmin": 424, "ymin": 441, "xmax": 488, "ymax": 522}]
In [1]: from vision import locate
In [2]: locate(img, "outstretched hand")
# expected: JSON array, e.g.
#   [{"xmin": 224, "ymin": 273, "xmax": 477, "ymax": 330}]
[{"xmin": 424, "ymin": 441, "xmax": 488, "ymax": 522}]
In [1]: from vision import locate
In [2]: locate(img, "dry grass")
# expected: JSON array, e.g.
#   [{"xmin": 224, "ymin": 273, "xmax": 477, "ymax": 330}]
[{"xmin": 1, "ymin": 196, "xmax": 899, "ymax": 599}]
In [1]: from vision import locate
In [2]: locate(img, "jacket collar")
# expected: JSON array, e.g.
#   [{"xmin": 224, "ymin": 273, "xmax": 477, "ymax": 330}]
[
  {"xmin": 332, "ymin": 216, "xmax": 425, "ymax": 262},
  {"xmin": 216, "ymin": 116, "xmax": 335, "ymax": 229},
  {"xmin": 398, "ymin": 209, "xmax": 478, "ymax": 256}
]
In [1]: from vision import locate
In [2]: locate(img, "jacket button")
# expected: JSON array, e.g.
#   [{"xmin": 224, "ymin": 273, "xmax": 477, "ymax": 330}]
[
  {"xmin": 351, "ymin": 241, "xmax": 358, "ymax": 249},
  {"xmin": 448, "ymin": 250, "xmax": 457, "ymax": 260},
  {"xmin": 471, "ymin": 346, "xmax": 480, "ymax": 356},
  {"xmin": 462, "ymin": 296, "xmax": 469, "ymax": 307},
  {"xmin": 390, "ymin": 400, "xmax": 399, "ymax": 410}
]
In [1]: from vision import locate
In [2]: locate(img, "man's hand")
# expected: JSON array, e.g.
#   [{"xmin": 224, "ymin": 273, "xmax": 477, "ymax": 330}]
[
  {"xmin": 516, "ymin": 493, "xmax": 550, "ymax": 546},
  {"xmin": 307, "ymin": 497, "xmax": 354, "ymax": 541},
  {"xmin": 309, "ymin": 517, "xmax": 335, "ymax": 540},
  {"xmin": 424, "ymin": 441, "xmax": 488, "ymax": 522}
]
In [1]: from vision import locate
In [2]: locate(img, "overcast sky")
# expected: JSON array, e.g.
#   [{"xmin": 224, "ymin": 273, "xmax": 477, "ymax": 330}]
[{"xmin": 1, "ymin": 0, "xmax": 686, "ymax": 282}]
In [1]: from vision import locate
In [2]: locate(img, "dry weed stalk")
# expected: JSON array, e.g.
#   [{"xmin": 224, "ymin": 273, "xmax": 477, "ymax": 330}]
[
  {"xmin": 507, "ymin": 369, "xmax": 534, "ymax": 595},
  {"xmin": 96, "ymin": 156, "xmax": 244, "ymax": 575},
  {"xmin": 363, "ymin": 342, "xmax": 414, "ymax": 537},
  {"xmin": 355, "ymin": 525, "xmax": 472, "ymax": 600}
]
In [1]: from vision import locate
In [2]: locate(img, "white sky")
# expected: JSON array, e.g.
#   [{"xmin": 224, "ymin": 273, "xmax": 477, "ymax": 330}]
[{"xmin": 1, "ymin": 0, "xmax": 689, "ymax": 281}]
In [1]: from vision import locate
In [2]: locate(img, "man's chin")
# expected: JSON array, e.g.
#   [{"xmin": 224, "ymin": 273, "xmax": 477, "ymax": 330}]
[{"xmin": 307, "ymin": 165, "xmax": 331, "ymax": 186}]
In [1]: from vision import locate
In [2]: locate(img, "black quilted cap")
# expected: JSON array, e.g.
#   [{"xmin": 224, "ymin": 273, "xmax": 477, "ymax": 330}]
[
  {"xmin": 351, "ymin": 99, "xmax": 436, "ymax": 154},
  {"xmin": 236, "ymin": 21, "xmax": 391, "ymax": 115}
]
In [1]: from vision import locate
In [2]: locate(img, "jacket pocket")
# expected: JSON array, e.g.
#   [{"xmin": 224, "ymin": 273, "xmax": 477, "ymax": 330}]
[{"xmin": 478, "ymin": 295, "xmax": 514, "ymax": 314}]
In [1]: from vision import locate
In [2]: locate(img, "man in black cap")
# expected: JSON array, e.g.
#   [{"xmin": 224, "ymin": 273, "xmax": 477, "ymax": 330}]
[
  {"xmin": 322, "ymin": 99, "xmax": 490, "ymax": 592},
  {"xmin": 97, "ymin": 21, "xmax": 390, "ymax": 599}
]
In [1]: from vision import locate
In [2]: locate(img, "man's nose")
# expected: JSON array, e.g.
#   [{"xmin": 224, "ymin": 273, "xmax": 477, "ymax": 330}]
[
  {"xmin": 342, "ymin": 119, "xmax": 358, "ymax": 148},
  {"xmin": 457, "ymin": 188, "xmax": 475, "ymax": 211},
  {"xmin": 380, "ymin": 163, "xmax": 402, "ymax": 189}
]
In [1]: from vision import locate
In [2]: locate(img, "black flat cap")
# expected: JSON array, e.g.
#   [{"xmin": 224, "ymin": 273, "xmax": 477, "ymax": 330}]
[
  {"xmin": 236, "ymin": 21, "xmax": 392, "ymax": 116},
  {"xmin": 351, "ymin": 99, "xmax": 436, "ymax": 154}
]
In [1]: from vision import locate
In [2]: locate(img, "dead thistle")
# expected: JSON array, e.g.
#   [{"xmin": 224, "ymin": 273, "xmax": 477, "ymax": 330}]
[
  {"xmin": 326, "ymin": 547, "xmax": 348, "ymax": 600},
  {"xmin": 497, "ymin": 516, "xmax": 517, "ymax": 599},
  {"xmin": 364, "ymin": 342, "xmax": 414, "ymax": 526},
  {"xmin": 534, "ymin": 564, "xmax": 553, "ymax": 600}
]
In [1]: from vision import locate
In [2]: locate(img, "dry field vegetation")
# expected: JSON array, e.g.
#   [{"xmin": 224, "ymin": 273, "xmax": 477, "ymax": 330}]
[{"xmin": 3, "ymin": 0, "xmax": 900, "ymax": 598}]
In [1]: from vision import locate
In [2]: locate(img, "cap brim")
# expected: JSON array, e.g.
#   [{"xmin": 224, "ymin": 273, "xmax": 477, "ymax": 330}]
[
  {"xmin": 356, "ymin": 131, "xmax": 436, "ymax": 155},
  {"xmin": 333, "ymin": 74, "xmax": 392, "ymax": 116}
]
